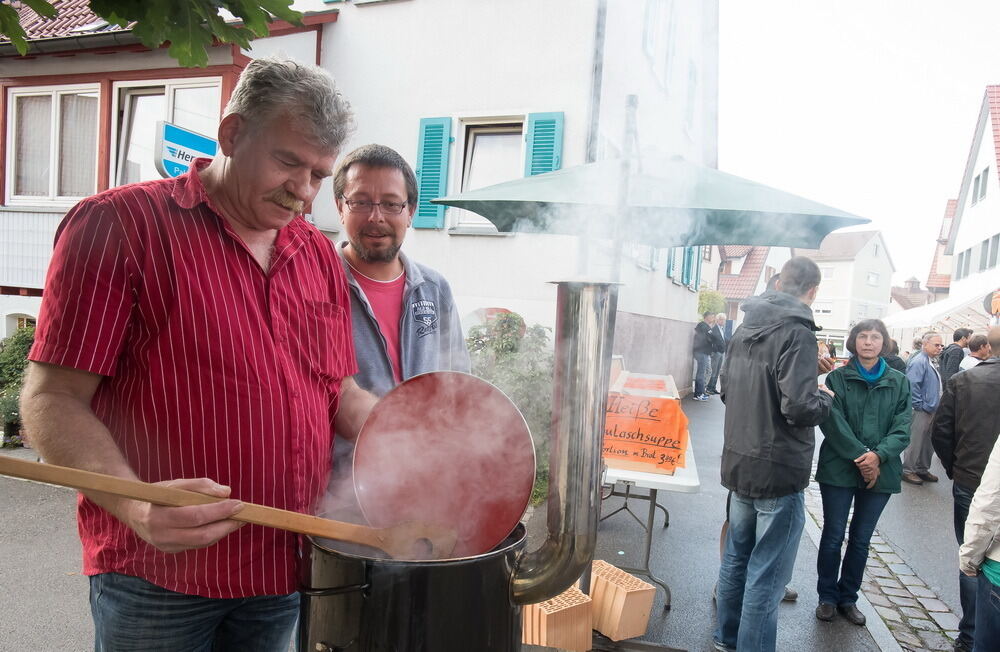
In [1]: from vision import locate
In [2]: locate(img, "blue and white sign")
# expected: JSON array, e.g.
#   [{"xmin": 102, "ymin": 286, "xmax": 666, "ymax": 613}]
[{"xmin": 154, "ymin": 121, "xmax": 218, "ymax": 178}]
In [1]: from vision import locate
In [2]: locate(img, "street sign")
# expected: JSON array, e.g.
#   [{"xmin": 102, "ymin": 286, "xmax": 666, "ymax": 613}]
[{"xmin": 154, "ymin": 121, "xmax": 218, "ymax": 178}]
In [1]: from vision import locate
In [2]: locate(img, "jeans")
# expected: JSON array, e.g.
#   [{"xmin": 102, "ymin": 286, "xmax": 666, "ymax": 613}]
[
  {"xmin": 954, "ymin": 482, "xmax": 978, "ymax": 648},
  {"xmin": 974, "ymin": 572, "xmax": 1000, "ymax": 652},
  {"xmin": 708, "ymin": 352, "xmax": 724, "ymax": 392},
  {"xmin": 902, "ymin": 408, "xmax": 935, "ymax": 474},
  {"xmin": 694, "ymin": 352, "xmax": 711, "ymax": 396},
  {"xmin": 816, "ymin": 483, "xmax": 891, "ymax": 605},
  {"xmin": 715, "ymin": 491, "xmax": 805, "ymax": 652},
  {"xmin": 90, "ymin": 572, "xmax": 299, "ymax": 652}
]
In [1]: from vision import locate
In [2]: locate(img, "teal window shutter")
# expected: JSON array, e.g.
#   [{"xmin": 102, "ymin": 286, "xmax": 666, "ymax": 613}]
[
  {"xmin": 693, "ymin": 246, "xmax": 703, "ymax": 288},
  {"xmin": 524, "ymin": 112, "xmax": 564, "ymax": 176},
  {"xmin": 666, "ymin": 248, "xmax": 675, "ymax": 278},
  {"xmin": 681, "ymin": 247, "xmax": 694, "ymax": 285},
  {"xmin": 414, "ymin": 117, "xmax": 452, "ymax": 228}
]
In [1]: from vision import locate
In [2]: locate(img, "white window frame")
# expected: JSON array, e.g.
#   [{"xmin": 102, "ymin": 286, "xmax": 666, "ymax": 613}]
[
  {"xmin": 821, "ymin": 266, "xmax": 834, "ymax": 279},
  {"xmin": 5, "ymin": 83, "xmax": 100, "ymax": 206},
  {"xmin": 448, "ymin": 112, "xmax": 526, "ymax": 234},
  {"xmin": 867, "ymin": 272, "xmax": 880, "ymax": 286},
  {"xmin": 108, "ymin": 77, "xmax": 223, "ymax": 188}
]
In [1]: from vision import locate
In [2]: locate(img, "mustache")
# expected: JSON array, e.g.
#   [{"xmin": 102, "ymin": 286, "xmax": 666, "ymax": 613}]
[{"xmin": 266, "ymin": 189, "xmax": 305, "ymax": 213}]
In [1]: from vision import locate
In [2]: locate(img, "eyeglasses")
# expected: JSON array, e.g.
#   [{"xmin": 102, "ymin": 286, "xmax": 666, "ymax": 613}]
[{"xmin": 340, "ymin": 198, "xmax": 408, "ymax": 215}]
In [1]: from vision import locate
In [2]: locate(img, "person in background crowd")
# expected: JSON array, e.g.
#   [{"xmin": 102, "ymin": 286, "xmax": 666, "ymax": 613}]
[
  {"xmin": 18, "ymin": 58, "xmax": 375, "ymax": 651},
  {"xmin": 931, "ymin": 327, "xmax": 1000, "ymax": 652},
  {"xmin": 958, "ymin": 436, "xmax": 1000, "ymax": 652},
  {"xmin": 814, "ymin": 319, "xmax": 911, "ymax": 626},
  {"xmin": 901, "ymin": 332, "xmax": 944, "ymax": 486},
  {"xmin": 706, "ymin": 312, "xmax": 728, "ymax": 395},
  {"xmin": 885, "ymin": 339, "xmax": 907, "ymax": 373},
  {"xmin": 693, "ymin": 312, "xmax": 715, "ymax": 401},
  {"xmin": 959, "ymin": 334, "xmax": 990, "ymax": 372},
  {"xmin": 941, "ymin": 328, "xmax": 973, "ymax": 386},
  {"xmin": 323, "ymin": 144, "xmax": 470, "ymax": 521},
  {"xmin": 714, "ymin": 256, "xmax": 834, "ymax": 652}
]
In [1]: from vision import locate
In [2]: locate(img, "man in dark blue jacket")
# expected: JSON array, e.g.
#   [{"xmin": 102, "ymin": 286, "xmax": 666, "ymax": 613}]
[{"xmin": 714, "ymin": 257, "xmax": 834, "ymax": 652}]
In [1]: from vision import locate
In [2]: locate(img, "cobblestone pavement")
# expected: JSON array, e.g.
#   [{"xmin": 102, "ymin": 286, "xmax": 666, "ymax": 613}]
[{"xmin": 804, "ymin": 477, "xmax": 962, "ymax": 652}]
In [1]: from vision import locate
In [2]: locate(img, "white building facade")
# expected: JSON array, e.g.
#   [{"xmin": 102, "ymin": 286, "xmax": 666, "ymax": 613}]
[
  {"xmin": 0, "ymin": 0, "xmax": 720, "ymax": 388},
  {"xmin": 798, "ymin": 231, "xmax": 895, "ymax": 348}
]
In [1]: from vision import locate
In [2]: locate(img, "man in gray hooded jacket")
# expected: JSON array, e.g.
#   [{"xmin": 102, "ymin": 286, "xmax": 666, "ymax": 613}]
[
  {"xmin": 713, "ymin": 256, "xmax": 834, "ymax": 652},
  {"xmin": 322, "ymin": 144, "xmax": 470, "ymax": 519}
]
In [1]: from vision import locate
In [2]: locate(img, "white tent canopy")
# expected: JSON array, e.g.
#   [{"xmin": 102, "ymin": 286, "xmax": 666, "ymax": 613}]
[{"xmin": 884, "ymin": 272, "xmax": 998, "ymax": 332}]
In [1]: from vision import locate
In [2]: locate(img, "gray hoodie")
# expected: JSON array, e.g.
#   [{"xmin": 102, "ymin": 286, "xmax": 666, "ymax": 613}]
[
  {"xmin": 720, "ymin": 290, "xmax": 833, "ymax": 498},
  {"xmin": 336, "ymin": 241, "xmax": 470, "ymax": 397}
]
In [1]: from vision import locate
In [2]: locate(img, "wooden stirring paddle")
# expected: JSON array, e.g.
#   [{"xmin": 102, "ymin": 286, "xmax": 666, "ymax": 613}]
[{"xmin": 0, "ymin": 455, "xmax": 457, "ymax": 560}]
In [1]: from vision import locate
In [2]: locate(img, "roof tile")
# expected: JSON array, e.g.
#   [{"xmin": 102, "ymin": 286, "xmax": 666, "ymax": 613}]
[
  {"xmin": 718, "ymin": 246, "xmax": 770, "ymax": 300},
  {"xmin": 2, "ymin": 0, "xmax": 127, "ymax": 41}
]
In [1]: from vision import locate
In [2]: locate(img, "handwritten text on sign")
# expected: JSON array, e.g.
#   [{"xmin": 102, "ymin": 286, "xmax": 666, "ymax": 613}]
[{"xmin": 603, "ymin": 393, "xmax": 689, "ymax": 473}]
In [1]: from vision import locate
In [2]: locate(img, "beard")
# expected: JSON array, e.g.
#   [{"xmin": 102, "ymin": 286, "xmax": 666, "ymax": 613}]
[{"xmin": 349, "ymin": 230, "xmax": 402, "ymax": 263}]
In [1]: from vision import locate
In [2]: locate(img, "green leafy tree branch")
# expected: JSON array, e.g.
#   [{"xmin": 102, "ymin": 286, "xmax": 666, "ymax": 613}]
[{"xmin": 1, "ymin": 0, "xmax": 303, "ymax": 67}]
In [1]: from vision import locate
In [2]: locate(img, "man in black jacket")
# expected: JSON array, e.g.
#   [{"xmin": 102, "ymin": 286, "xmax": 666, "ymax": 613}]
[
  {"xmin": 713, "ymin": 257, "xmax": 834, "ymax": 652},
  {"xmin": 930, "ymin": 327, "xmax": 1000, "ymax": 652},
  {"xmin": 706, "ymin": 312, "xmax": 728, "ymax": 394},
  {"xmin": 940, "ymin": 328, "xmax": 972, "ymax": 386},
  {"xmin": 692, "ymin": 312, "xmax": 715, "ymax": 400}
]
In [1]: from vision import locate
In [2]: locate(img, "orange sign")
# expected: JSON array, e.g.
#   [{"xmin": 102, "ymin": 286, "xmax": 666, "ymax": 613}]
[
  {"xmin": 603, "ymin": 393, "xmax": 689, "ymax": 473},
  {"xmin": 623, "ymin": 377, "xmax": 668, "ymax": 392}
]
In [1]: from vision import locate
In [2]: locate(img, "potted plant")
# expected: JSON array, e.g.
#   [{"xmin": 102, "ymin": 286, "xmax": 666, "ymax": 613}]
[{"xmin": 0, "ymin": 386, "xmax": 21, "ymax": 447}]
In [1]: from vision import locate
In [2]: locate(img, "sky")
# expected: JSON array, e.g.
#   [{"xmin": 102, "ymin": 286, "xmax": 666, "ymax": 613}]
[{"xmin": 718, "ymin": 0, "xmax": 1000, "ymax": 285}]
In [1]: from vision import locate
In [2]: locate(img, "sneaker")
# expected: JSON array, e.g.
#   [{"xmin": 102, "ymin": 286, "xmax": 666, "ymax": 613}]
[
  {"xmin": 712, "ymin": 640, "xmax": 736, "ymax": 652},
  {"xmin": 916, "ymin": 471, "xmax": 939, "ymax": 482},
  {"xmin": 693, "ymin": 394, "xmax": 708, "ymax": 401},
  {"xmin": 782, "ymin": 586, "xmax": 798, "ymax": 602},
  {"xmin": 901, "ymin": 472, "xmax": 924, "ymax": 485},
  {"xmin": 706, "ymin": 389, "xmax": 720, "ymax": 395}
]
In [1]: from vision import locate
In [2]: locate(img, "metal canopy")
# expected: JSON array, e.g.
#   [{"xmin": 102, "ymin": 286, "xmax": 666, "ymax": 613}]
[{"xmin": 432, "ymin": 156, "xmax": 868, "ymax": 249}]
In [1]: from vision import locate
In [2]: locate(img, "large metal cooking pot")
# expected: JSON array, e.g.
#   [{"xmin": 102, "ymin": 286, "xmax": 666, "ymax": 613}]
[
  {"xmin": 300, "ymin": 281, "xmax": 618, "ymax": 651},
  {"xmin": 300, "ymin": 524, "xmax": 527, "ymax": 652}
]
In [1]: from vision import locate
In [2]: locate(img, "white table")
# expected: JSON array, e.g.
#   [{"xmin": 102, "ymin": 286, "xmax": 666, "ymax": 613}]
[{"xmin": 600, "ymin": 447, "xmax": 700, "ymax": 610}]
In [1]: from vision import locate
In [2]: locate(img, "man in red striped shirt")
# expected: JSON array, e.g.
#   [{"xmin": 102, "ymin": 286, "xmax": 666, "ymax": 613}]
[{"xmin": 20, "ymin": 57, "xmax": 375, "ymax": 651}]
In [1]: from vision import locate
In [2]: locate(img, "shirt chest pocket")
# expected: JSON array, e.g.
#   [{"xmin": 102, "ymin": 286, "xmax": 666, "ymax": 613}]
[{"xmin": 297, "ymin": 299, "xmax": 353, "ymax": 383}]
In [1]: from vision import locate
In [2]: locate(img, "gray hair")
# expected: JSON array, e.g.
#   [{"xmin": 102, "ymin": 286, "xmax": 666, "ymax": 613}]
[
  {"xmin": 224, "ymin": 56, "xmax": 354, "ymax": 152},
  {"xmin": 716, "ymin": 312, "xmax": 726, "ymax": 320},
  {"xmin": 334, "ymin": 144, "xmax": 419, "ymax": 206},
  {"xmin": 921, "ymin": 331, "xmax": 941, "ymax": 343}
]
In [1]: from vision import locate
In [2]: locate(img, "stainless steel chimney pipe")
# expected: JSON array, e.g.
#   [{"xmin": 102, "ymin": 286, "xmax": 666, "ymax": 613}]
[{"xmin": 512, "ymin": 280, "xmax": 618, "ymax": 604}]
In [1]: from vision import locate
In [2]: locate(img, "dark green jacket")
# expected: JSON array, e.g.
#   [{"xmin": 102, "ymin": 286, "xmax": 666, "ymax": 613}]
[{"xmin": 816, "ymin": 361, "xmax": 912, "ymax": 494}]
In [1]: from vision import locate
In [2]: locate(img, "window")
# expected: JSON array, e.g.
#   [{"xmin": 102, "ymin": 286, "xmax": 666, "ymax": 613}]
[
  {"xmin": 414, "ymin": 112, "xmax": 563, "ymax": 230},
  {"xmin": 867, "ymin": 272, "xmax": 879, "ymax": 286},
  {"xmin": 956, "ymin": 251, "xmax": 965, "ymax": 280},
  {"xmin": 981, "ymin": 239, "xmax": 991, "ymax": 272},
  {"xmin": 16, "ymin": 316, "xmax": 36, "ymax": 329},
  {"xmin": 990, "ymin": 234, "xmax": 999, "ymax": 268},
  {"xmin": 963, "ymin": 248, "xmax": 972, "ymax": 277},
  {"xmin": 112, "ymin": 79, "xmax": 221, "ymax": 186},
  {"xmin": 872, "ymin": 243, "xmax": 879, "ymax": 258},
  {"xmin": 821, "ymin": 266, "xmax": 834, "ymax": 279},
  {"xmin": 814, "ymin": 301, "xmax": 833, "ymax": 314},
  {"xmin": 703, "ymin": 246, "xmax": 712, "ymax": 261},
  {"xmin": 6, "ymin": 85, "xmax": 99, "ymax": 203},
  {"xmin": 980, "ymin": 166, "xmax": 989, "ymax": 200},
  {"xmin": 455, "ymin": 122, "xmax": 523, "ymax": 230},
  {"xmin": 972, "ymin": 174, "xmax": 980, "ymax": 205},
  {"xmin": 666, "ymin": 248, "xmax": 676, "ymax": 280}
]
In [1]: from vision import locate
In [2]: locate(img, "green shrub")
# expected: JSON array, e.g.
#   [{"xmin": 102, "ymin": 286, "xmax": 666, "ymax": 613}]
[{"xmin": 467, "ymin": 312, "xmax": 553, "ymax": 505}]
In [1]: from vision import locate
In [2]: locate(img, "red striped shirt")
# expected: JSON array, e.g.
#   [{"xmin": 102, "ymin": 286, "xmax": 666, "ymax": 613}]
[{"xmin": 30, "ymin": 162, "xmax": 356, "ymax": 598}]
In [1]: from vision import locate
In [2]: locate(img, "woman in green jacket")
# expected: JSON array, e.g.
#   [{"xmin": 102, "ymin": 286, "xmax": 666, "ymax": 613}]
[{"xmin": 815, "ymin": 319, "xmax": 911, "ymax": 626}]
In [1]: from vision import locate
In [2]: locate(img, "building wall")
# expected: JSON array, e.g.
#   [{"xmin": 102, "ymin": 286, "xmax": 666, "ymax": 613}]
[
  {"xmin": 319, "ymin": 0, "xmax": 720, "ymax": 336},
  {"xmin": 0, "ymin": 208, "xmax": 63, "ymax": 290},
  {"xmin": 811, "ymin": 259, "xmax": 854, "ymax": 338},
  {"xmin": 846, "ymin": 234, "xmax": 894, "ymax": 324},
  {"xmin": 951, "ymin": 109, "xmax": 1000, "ymax": 296}
]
